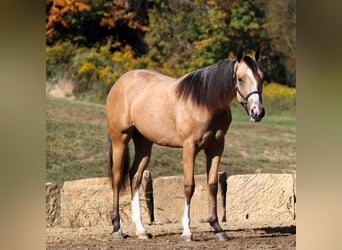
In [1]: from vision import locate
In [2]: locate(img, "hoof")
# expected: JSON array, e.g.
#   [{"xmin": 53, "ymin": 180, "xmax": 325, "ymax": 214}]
[
  {"xmin": 181, "ymin": 234, "xmax": 193, "ymax": 242},
  {"xmin": 215, "ymin": 232, "xmax": 229, "ymax": 241},
  {"xmin": 136, "ymin": 231, "xmax": 151, "ymax": 240},
  {"xmin": 112, "ymin": 229, "xmax": 124, "ymax": 239}
]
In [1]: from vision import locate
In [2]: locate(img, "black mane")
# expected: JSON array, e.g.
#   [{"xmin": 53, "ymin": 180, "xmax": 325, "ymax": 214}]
[
  {"xmin": 175, "ymin": 59, "xmax": 237, "ymax": 109},
  {"xmin": 175, "ymin": 56, "xmax": 259, "ymax": 110}
]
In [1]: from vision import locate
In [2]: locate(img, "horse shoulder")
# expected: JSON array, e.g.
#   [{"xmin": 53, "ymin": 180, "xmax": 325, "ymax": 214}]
[{"xmin": 175, "ymin": 106, "xmax": 232, "ymax": 149}]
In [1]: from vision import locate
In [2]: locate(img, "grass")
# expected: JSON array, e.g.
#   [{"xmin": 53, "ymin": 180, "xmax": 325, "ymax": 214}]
[{"xmin": 46, "ymin": 97, "xmax": 296, "ymax": 187}]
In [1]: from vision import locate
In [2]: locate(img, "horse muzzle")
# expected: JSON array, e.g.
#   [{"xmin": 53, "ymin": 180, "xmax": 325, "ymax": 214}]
[{"xmin": 249, "ymin": 104, "xmax": 265, "ymax": 122}]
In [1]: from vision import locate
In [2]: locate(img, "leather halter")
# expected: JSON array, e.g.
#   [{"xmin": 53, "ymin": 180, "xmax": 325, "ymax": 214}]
[
  {"xmin": 235, "ymin": 85, "xmax": 262, "ymax": 108},
  {"xmin": 233, "ymin": 60, "xmax": 262, "ymax": 111}
]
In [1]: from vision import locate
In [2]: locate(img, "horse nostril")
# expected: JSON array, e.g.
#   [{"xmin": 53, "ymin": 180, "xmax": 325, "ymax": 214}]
[
  {"xmin": 250, "ymin": 106, "xmax": 257, "ymax": 117},
  {"xmin": 250, "ymin": 106, "xmax": 265, "ymax": 121}
]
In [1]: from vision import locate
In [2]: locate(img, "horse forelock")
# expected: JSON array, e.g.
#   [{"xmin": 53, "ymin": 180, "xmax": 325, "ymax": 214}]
[
  {"xmin": 242, "ymin": 56, "xmax": 260, "ymax": 78},
  {"xmin": 175, "ymin": 60, "xmax": 236, "ymax": 109}
]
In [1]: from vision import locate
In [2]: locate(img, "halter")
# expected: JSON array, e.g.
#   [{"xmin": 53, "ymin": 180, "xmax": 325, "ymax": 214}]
[
  {"xmin": 235, "ymin": 85, "xmax": 262, "ymax": 108},
  {"xmin": 233, "ymin": 61, "xmax": 262, "ymax": 110}
]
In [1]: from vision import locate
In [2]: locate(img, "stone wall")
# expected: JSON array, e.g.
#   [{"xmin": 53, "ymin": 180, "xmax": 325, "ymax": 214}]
[{"xmin": 46, "ymin": 172, "xmax": 296, "ymax": 228}]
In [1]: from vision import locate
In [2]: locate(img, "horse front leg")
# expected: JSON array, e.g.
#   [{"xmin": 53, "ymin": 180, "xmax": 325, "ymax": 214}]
[
  {"xmin": 181, "ymin": 140, "xmax": 197, "ymax": 242},
  {"xmin": 205, "ymin": 142, "xmax": 229, "ymax": 241}
]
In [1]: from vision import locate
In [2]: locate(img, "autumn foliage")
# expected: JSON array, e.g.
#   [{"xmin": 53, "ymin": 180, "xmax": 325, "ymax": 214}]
[
  {"xmin": 46, "ymin": 0, "xmax": 296, "ymax": 110},
  {"xmin": 46, "ymin": 0, "xmax": 91, "ymax": 40}
]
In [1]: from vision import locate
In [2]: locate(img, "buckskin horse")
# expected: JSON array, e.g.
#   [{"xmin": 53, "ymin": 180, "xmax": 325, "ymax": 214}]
[{"xmin": 106, "ymin": 50, "xmax": 265, "ymax": 242}]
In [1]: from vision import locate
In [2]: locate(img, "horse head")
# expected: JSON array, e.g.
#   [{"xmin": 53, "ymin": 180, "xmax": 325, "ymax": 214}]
[{"xmin": 234, "ymin": 49, "xmax": 265, "ymax": 122}]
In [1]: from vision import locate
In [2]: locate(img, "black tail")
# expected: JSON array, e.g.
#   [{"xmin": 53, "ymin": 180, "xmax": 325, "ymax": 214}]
[{"xmin": 108, "ymin": 134, "xmax": 130, "ymax": 191}]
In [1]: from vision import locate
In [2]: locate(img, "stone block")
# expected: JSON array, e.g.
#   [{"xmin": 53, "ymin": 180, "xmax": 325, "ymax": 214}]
[
  {"xmin": 153, "ymin": 172, "xmax": 227, "ymax": 224},
  {"xmin": 226, "ymin": 174, "xmax": 295, "ymax": 225},
  {"xmin": 60, "ymin": 170, "xmax": 153, "ymax": 227},
  {"xmin": 46, "ymin": 182, "xmax": 60, "ymax": 227}
]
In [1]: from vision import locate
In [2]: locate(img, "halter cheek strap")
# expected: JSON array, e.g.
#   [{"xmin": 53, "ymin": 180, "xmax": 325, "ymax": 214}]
[
  {"xmin": 235, "ymin": 86, "xmax": 262, "ymax": 107},
  {"xmin": 235, "ymin": 85, "xmax": 262, "ymax": 116},
  {"xmin": 233, "ymin": 61, "xmax": 262, "ymax": 110}
]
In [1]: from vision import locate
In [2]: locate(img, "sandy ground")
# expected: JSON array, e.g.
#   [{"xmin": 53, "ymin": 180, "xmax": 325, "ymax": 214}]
[{"xmin": 46, "ymin": 222, "xmax": 295, "ymax": 249}]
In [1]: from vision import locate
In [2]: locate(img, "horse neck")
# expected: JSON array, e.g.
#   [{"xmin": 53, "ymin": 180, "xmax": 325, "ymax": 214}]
[
  {"xmin": 175, "ymin": 59, "xmax": 237, "ymax": 111},
  {"xmin": 226, "ymin": 78, "xmax": 237, "ymax": 105},
  {"xmin": 209, "ymin": 76, "xmax": 236, "ymax": 112}
]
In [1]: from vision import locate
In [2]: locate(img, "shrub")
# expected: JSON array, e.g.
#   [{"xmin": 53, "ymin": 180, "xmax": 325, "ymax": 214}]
[
  {"xmin": 46, "ymin": 42, "xmax": 296, "ymax": 113},
  {"xmin": 46, "ymin": 42, "xmax": 78, "ymax": 83},
  {"xmin": 46, "ymin": 41, "xmax": 144, "ymax": 103},
  {"xmin": 72, "ymin": 44, "xmax": 150, "ymax": 103},
  {"xmin": 262, "ymin": 82, "xmax": 296, "ymax": 115}
]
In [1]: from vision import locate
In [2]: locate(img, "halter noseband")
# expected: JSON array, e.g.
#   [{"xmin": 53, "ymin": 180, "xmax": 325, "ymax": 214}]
[
  {"xmin": 233, "ymin": 58, "xmax": 262, "ymax": 111},
  {"xmin": 235, "ymin": 85, "xmax": 262, "ymax": 108}
]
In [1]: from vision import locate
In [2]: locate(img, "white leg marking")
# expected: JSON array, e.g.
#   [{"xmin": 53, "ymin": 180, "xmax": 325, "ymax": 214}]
[
  {"xmin": 132, "ymin": 188, "xmax": 146, "ymax": 234},
  {"xmin": 182, "ymin": 202, "xmax": 192, "ymax": 236}
]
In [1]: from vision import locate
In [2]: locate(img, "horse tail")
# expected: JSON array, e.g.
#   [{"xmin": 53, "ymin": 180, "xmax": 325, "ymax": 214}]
[{"xmin": 108, "ymin": 133, "xmax": 130, "ymax": 192}]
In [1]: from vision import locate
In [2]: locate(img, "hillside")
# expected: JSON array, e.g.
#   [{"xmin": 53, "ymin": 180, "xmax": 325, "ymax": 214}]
[{"xmin": 46, "ymin": 97, "xmax": 296, "ymax": 187}]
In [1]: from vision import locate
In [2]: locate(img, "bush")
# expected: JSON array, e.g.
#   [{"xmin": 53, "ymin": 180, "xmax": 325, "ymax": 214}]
[
  {"xmin": 71, "ymin": 44, "xmax": 120, "ymax": 103},
  {"xmin": 46, "ymin": 42, "xmax": 78, "ymax": 83},
  {"xmin": 46, "ymin": 42, "xmax": 296, "ymax": 113},
  {"xmin": 46, "ymin": 41, "xmax": 144, "ymax": 103},
  {"xmin": 262, "ymin": 82, "xmax": 296, "ymax": 115}
]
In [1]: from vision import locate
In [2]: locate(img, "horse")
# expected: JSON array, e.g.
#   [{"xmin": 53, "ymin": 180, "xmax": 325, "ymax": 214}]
[{"xmin": 106, "ymin": 50, "xmax": 265, "ymax": 242}]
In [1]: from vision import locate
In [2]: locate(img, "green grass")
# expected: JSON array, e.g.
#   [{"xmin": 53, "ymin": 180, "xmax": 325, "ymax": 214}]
[{"xmin": 46, "ymin": 97, "xmax": 296, "ymax": 187}]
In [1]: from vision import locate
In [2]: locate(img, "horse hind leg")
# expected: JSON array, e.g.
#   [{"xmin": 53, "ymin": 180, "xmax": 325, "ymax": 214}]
[
  {"xmin": 109, "ymin": 134, "xmax": 131, "ymax": 239},
  {"xmin": 130, "ymin": 131, "xmax": 153, "ymax": 239}
]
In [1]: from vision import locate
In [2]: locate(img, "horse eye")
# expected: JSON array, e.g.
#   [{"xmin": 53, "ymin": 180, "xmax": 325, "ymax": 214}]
[{"xmin": 238, "ymin": 78, "xmax": 244, "ymax": 83}]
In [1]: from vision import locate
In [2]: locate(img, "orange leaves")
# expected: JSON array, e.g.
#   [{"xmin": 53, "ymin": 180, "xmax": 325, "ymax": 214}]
[
  {"xmin": 74, "ymin": 1, "xmax": 90, "ymax": 11},
  {"xmin": 99, "ymin": 3, "xmax": 147, "ymax": 32},
  {"xmin": 46, "ymin": 0, "xmax": 91, "ymax": 39}
]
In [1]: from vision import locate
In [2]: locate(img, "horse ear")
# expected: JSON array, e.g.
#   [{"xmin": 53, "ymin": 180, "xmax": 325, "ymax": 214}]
[
  {"xmin": 237, "ymin": 49, "xmax": 243, "ymax": 62},
  {"xmin": 255, "ymin": 49, "xmax": 261, "ymax": 62}
]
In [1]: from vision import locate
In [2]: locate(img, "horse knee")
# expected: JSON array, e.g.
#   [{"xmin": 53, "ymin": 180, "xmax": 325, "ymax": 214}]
[{"xmin": 184, "ymin": 184, "xmax": 195, "ymax": 200}]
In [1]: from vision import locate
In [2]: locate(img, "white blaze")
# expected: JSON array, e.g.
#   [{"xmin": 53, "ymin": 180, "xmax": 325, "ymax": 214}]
[{"xmin": 246, "ymin": 68, "xmax": 259, "ymax": 103}]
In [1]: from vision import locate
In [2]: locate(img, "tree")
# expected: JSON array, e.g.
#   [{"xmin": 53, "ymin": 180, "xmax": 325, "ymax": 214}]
[
  {"xmin": 264, "ymin": 0, "xmax": 296, "ymax": 86},
  {"xmin": 227, "ymin": 0, "xmax": 266, "ymax": 55},
  {"xmin": 145, "ymin": 0, "xmax": 241, "ymax": 76},
  {"xmin": 46, "ymin": 0, "xmax": 149, "ymax": 55}
]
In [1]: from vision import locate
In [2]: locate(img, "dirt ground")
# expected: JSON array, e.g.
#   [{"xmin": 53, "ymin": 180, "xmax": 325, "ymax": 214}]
[{"xmin": 46, "ymin": 222, "xmax": 295, "ymax": 249}]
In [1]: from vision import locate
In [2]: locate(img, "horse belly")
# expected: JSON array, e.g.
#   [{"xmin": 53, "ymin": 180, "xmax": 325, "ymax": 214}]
[
  {"xmin": 131, "ymin": 96, "xmax": 182, "ymax": 147},
  {"xmin": 133, "ymin": 114, "xmax": 182, "ymax": 147}
]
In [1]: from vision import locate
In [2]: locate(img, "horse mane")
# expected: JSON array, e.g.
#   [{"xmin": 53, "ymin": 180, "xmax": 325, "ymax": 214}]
[
  {"xmin": 175, "ymin": 59, "xmax": 236, "ymax": 110},
  {"xmin": 175, "ymin": 56, "xmax": 258, "ymax": 110}
]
